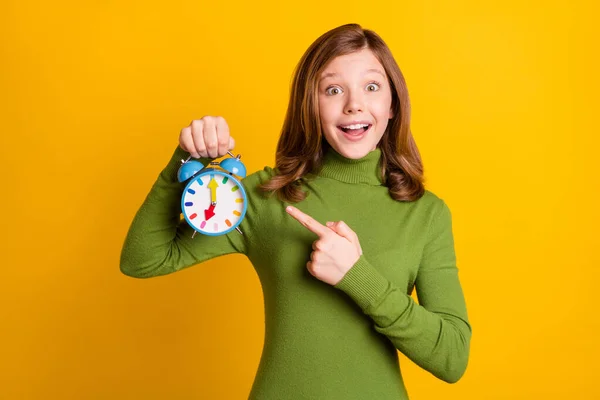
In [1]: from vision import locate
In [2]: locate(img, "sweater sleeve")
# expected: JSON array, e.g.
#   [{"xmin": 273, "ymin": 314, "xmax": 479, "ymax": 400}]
[
  {"xmin": 333, "ymin": 199, "xmax": 471, "ymax": 383},
  {"xmin": 119, "ymin": 145, "xmax": 259, "ymax": 278}
]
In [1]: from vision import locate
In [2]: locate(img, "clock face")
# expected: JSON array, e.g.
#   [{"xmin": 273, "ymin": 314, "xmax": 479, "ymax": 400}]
[{"xmin": 181, "ymin": 170, "xmax": 247, "ymax": 236}]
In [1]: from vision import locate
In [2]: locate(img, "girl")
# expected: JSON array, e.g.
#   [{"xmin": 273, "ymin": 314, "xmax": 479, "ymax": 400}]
[{"xmin": 121, "ymin": 23, "xmax": 471, "ymax": 400}]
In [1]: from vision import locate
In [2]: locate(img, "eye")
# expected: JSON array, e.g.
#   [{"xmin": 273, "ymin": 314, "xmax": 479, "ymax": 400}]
[
  {"xmin": 366, "ymin": 82, "xmax": 380, "ymax": 92},
  {"xmin": 325, "ymin": 86, "xmax": 343, "ymax": 96}
]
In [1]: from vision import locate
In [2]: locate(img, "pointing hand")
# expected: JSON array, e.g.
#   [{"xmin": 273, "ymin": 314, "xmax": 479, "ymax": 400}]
[{"xmin": 286, "ymin": 206, "xmax": 363, "ymax": 286}]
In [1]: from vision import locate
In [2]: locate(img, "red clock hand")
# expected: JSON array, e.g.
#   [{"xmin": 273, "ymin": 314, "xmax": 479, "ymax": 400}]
[{"xmin": 204, "ymin": 204, "xmax": 216, "ymax": 220}]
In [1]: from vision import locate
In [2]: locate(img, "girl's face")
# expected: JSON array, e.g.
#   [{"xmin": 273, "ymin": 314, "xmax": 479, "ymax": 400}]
[{"xmin": 318, "ymin": 48, "xmax": 394, "ymax": 159}]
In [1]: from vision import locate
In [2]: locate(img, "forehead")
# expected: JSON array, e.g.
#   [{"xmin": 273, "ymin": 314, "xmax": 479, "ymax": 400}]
[{"xmin": 320, "ymin": 49, "xmax": 385, "ymax": 78}]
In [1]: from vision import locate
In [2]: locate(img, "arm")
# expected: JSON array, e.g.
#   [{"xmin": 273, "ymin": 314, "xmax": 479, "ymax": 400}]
[
  {"xmin": 334, "ymin": 200, "xmax": 471, "ymax": 383},
  {"xmin": 119, "ymin": 146, "xmax": 250, "ymax": 278}
]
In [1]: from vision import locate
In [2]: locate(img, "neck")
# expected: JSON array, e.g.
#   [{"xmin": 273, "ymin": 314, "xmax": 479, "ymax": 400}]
[{"xmin": 315, "ymin": 146, "xmax": 384, "ymax": 186}]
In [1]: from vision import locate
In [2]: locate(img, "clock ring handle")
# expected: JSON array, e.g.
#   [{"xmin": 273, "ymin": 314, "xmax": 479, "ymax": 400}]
[
  {"xmin": 227, "ymin": 151, "xmax": 242, "ymax": 160},
  {"xmin": 182, "ymin": 151, "xmax": 240, "ymax": 163}
]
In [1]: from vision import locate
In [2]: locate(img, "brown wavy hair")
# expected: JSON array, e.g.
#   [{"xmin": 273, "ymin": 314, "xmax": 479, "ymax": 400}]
[{"xmin": 259, "ymin": 23, "xmax": 424, "ymax": 203}]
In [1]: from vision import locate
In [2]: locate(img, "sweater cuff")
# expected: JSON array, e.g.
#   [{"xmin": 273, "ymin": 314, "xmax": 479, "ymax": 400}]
[{"xmin": 334, "ymin": 255, "xmax": 391, "ymax": 311}]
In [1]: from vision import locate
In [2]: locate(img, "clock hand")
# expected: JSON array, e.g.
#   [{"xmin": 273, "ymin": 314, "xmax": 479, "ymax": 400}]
[
  {"xmin": 204, "ymin": 203, "xmax": 216, "ymax": 221},
  {"xmin": 208, "ymin": 177, "xmax": 218, "ymax": 204},
  {"xmin": 204, "ymin": 176, "xmax": 219, "ymax": 221}
]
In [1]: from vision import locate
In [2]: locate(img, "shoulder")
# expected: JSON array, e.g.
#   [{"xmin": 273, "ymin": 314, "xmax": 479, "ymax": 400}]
[
  {"xmin": 416, "ymin": 189, "xmax": 448, "ymax": 209},
  {"xmin": 417, "ymin": 189, "xmax": 452, "ymax": 222},
  {"xmin": 419, "ymin": 190, "xmax": 454, "ymax": 236},
  {"xmin": 241, "ymin": 165, "xmax": 277, "ymax": 187},
  {"xmin": 238, "ymin": 165, "xmax": 279, "ymax": 203}
]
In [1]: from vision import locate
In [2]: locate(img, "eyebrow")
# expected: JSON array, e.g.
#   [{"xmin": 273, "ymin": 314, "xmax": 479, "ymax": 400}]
[{"xmin": 319, "ymin": 68, "xmax": 386, "ymax": 82}]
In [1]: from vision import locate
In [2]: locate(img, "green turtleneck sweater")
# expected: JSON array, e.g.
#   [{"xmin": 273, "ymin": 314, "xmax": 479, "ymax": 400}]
[{"xmin": 120, "ymin": 145, "xmax": 471, "ymax": 399}]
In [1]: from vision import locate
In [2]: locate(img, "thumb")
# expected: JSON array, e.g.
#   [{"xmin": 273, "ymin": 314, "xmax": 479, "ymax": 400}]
[
  {"xmin": 327, "ymin": 221, "xmax": 363, "ymax": 255},
  {"xmin": 228, "ymin": 136, "xmax": 235, "ymax": 151},
  {"xmin": 326, "ymin": 221, "xmax": 353, "ymax": 239}
]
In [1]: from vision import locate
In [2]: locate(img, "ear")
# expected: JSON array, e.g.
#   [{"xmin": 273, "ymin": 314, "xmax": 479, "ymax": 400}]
[{"xmin": 388, "ymin": 105, "xmax": 395, "ymax": 119}]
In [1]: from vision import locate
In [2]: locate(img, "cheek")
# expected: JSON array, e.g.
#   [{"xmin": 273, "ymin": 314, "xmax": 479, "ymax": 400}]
[
  {"xmin": 318, "ymin": 98, "xmax": 336, "ymax": 125},
  {"xmin": 373, "ymin": 94, "xmax": 393, "ymax": 120}
]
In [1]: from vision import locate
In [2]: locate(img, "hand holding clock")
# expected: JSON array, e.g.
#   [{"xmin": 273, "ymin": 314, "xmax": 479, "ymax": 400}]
[
  {"xmin": 179, "ymin": 116, "xmax": 234, "ymax": 221},
  {"xmin": 286, "ymin": 206, "xmax": 363, "ymax": 286},
  {"xmin": 179, "ymin": 116, "xmax": 235, "ymax": 159},
  {"xmin": 177, "ymin": 116, "xmax": 247, "ymax": 236}
]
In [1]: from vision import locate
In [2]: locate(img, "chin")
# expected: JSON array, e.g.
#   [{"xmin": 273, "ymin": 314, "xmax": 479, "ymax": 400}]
[{"xmin": 333, "ymin": 144, "xmax": 374, "ymax": 160}]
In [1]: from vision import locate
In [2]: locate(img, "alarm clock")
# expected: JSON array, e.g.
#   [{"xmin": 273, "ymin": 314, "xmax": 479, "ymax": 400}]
[{"xmin": 177, "ymin": 151, "xmax": 248, "ymax": 237}]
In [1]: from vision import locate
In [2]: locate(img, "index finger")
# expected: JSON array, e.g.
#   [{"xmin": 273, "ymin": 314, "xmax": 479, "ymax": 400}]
[{"xmin": 286, "ymin": 206, "xmax": 330, "ymax": 237}]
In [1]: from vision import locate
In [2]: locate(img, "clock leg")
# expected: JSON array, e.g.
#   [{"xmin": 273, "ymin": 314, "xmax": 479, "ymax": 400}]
[{"xmin": 235, "ymin": 227, "xmax": 243, "ymax": 235}]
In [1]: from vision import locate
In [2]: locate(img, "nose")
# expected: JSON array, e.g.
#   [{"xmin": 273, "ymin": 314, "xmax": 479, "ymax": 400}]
[{"xmin": 344, "ymin": 90, "xmax": 364, "ymax": 114}]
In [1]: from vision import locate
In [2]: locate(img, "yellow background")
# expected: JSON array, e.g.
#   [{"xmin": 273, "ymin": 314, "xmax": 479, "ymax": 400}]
[{"xmin": 1, "ymin": 0, "xmax": 598, "ymax": 398}]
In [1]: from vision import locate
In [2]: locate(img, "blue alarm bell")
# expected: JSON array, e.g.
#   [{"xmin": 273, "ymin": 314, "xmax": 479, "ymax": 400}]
[
  {"xmin": 219, "ymin": 155, "xmax": 247, "ymax": 178},
  {"xmin": 177, "ymin": 160, "xmax": 205, "ymax": 183}
]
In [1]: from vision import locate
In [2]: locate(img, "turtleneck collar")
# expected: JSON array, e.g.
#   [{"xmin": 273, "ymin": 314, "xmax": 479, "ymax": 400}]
[{"xmin": 315, "ymin": 146, "xmax": 384, "ymax": 186}]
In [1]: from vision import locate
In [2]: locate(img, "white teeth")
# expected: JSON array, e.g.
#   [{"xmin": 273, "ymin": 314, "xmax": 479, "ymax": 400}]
[{"xmin": 340, "ymin": 124, "xmax": 369, "ymax": 129}]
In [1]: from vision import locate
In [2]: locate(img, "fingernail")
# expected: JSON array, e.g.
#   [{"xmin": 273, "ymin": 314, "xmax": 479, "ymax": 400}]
[
  {"xmin": 286, "ymin": 206, "xmax": 293, "ymax": 212},
  {"xmin": 326, "ymin": 221, "xmax": 333, "ymax": 227}
]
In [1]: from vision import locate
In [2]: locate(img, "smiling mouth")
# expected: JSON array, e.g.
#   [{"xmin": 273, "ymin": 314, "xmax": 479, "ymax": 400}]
[{"xmin": 337, "ymin": 124, "xmax": 372, "ymax": 135}]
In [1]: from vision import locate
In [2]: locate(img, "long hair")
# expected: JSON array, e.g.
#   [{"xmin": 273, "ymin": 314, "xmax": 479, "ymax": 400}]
[{"xmin": 259, "ymin": 23, "xmax": 424, "ymax": 202}]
